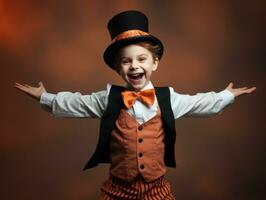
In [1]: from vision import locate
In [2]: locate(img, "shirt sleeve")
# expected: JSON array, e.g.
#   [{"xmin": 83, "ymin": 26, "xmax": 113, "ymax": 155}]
[
  {"xmin": 39, "ymin": 84, "xmax": 111, "ymax": 118},
  {"xmin": 169, "ymin": 87, "xmax": 235, "ymax": 119}
]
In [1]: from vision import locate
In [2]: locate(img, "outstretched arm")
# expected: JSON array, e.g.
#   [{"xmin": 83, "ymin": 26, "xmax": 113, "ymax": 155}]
[
  {"xmin": 170, "ymin": 82, "xmax": 256, "ymax": 118},
  {"xmin": 14, "ymin": 82, "xmax": 109, "ymax": 118}
]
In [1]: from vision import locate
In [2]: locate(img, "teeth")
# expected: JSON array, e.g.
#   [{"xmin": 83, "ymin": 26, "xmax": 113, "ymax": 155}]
[{"xmin": 130, "ymin": 73, "xmax": 143, "ymax": 76}]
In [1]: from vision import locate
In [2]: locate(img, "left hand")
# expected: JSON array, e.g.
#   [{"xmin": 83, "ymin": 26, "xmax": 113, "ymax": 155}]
[
  {"xmin": 225, "ymin": 82, "xmax": 256, "ymax": 97},
  {"xmin": 14, "ymin": 81, "xmax": 47, "ymax": 101}
]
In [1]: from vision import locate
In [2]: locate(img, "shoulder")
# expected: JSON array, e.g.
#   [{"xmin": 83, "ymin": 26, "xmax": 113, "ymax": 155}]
[
  {"xmin": 154, "ymin": 86, "xmax": 177, "ymax": 96},
  {"xmin": 102, "ymin": 83, "xmax": 126, "ymax": 105},
  {"xmin": 94, "ymin": 83, "xmax": 123, "ymax": 96}
]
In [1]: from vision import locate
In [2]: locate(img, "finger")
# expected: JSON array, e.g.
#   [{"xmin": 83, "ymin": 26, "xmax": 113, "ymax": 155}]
[
  {"xmin": 227, "ymin": 82, "xmax": 233, "ymax": 89},
  {"xmin": 235, "ymin": 86, "xmax": 249, "ymax": 91},
  {"xmin": 14, "ymin": 82, "xmax": 25, "ymax": 87},
  {"xmin": 245, "ymin": 87, "xmax": 256, "ymax": 93},
  {"xmin": 237, "ymin": 87, "xmax": 256, "ymax": 96},
  {"xmin": 25, "ymin": 84, "xmax": 35, "ymax": 89},
  {"xmin": 15, "ymin": 83, "xmax": 29, "ymax": 87},
  {"xmin": 25, "ymin": 84, "xmax": 31, "ymax": 88},
  {"xmin": 234, "ymin": 87, "xmax": 247, "ymax": 92},
  {"xmin": 14, "ymin": 83, "xmax": 27, "ymax": 90},
  {"xmin": 14, "ymin": 85, "xmax": 30, "ymax": 93},
  {"xmin": 14, "ymin": 83, "xmax": 28, "ymax": 90},
  {"xmin": 38, "ymin": 81, "xmax": 44, "ymax": 87}
]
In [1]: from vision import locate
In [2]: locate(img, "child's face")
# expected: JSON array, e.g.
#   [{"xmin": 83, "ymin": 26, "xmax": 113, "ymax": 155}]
[{"xmin": 115, "ymin": 44, "xmax": 159, "ymax": 91}]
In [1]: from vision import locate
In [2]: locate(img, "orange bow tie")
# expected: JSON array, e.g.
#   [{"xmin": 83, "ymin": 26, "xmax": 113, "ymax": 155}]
[{"xmin": 121, "ymin": 89, "xmax": 155, "ymax": 109}]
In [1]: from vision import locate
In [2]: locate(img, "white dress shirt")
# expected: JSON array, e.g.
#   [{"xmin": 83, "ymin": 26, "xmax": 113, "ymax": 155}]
[{"xmin": 40, "ymin": 81, "xmax": 235, "ymax": 124}]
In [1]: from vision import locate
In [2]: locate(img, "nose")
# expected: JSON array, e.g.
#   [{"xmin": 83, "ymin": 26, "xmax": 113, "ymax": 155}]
[{"xmin": 129, "ymin": 60, "xmax": 139, "ymax": 70}]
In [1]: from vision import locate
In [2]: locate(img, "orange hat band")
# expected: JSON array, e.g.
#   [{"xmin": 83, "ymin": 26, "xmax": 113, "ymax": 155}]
[{"xmin": 113, "ymin": 29, "xmax": 149, "ymax": 42}]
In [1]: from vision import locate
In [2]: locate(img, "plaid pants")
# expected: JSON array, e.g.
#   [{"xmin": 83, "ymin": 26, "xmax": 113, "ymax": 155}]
[{"xmin": 99, "ymin": 174, "xmax": 176, "ymax": 200}]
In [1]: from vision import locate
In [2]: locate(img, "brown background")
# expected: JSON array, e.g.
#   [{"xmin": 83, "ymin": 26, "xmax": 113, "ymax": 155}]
[{"xmin": 1, "ymin": 0, "xmax": 265, "ymax": 199}]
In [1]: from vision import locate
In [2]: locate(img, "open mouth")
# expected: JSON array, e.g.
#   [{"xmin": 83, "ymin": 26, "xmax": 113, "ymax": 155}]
[{"xmin": 128, "ymin": 73, "xmax": 144, "ymax": 81}]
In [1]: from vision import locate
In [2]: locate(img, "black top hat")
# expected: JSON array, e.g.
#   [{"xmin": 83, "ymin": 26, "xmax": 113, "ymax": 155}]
[{"xmin": 103, "ymin": 10, "xmax": 164, "ymax": 70}]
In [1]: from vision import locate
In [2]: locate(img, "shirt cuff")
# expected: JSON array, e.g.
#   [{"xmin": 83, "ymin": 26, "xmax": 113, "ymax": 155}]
[
  {"xmin": 218, "ymin": 89, "xmax": 235, "ymax": 107},
  {"xmin": 40, "ymin": 92, "xmax": 56, "ymax": 107}
]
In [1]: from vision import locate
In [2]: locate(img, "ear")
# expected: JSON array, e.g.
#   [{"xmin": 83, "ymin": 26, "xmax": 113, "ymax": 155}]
[{"xmin": 152, "ymin": 57, "xmax": 159, "ymax": 71}]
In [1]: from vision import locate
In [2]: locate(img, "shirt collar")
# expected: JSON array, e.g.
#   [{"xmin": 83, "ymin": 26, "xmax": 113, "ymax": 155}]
[{"xmin": 141, "ymin": 81, "xmax": 154, "ymax": 91}]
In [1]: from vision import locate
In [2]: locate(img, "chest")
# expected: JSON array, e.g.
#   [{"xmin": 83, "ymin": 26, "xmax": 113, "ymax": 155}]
[
  {"xmin": 113, "ymin": 108, "xmax": 163, "ymax": 141},
  {"xmin": 126, "ymin": 98, "xmax": 159, "ymax": 124}
]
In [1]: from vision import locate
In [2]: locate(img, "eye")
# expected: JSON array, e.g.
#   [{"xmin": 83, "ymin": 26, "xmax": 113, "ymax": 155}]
[
  {"xmin": 139, "ymin": 57, "xmax": 147, "ymax": 62},
  {"xmin": 121, "ymin": 59, "xmax": 130, "ymax": 64}
]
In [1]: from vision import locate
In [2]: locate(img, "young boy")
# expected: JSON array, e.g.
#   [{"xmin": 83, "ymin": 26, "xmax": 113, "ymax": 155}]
[{"xmin": 15, "ymin": 10, "xmax": 256, "ymax": 199}]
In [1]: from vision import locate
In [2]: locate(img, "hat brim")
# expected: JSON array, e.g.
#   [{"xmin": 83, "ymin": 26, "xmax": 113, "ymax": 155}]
[{"xmin": 103, "ymin": 35, "xmax": 164, "ymax": 70}]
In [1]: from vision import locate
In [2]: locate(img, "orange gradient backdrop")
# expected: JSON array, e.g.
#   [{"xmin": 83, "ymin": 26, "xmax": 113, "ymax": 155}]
[{"xmin": 1, "ymin": 0, "xmax": 265, "ymax": 199}]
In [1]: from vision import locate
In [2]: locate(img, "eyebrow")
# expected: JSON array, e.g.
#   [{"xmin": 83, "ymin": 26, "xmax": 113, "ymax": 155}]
[{"xmin": 120, "ymin": 53, "xmax": 148, "ymax": 59}]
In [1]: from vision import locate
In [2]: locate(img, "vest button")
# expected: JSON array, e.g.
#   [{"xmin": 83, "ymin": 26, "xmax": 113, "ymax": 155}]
[
  {"xmin": 138, "ymin": 125, "xmax": 143, "ymax": 131},
  {"xmin": 138, "ymin": 152, "xmax": 143, "ymax": 157},
  {"xmin": 138, "ymin": 138, "xmax": 143, "ymax": 143},
  {"xmin": 140, "ymin": 164, "xmax": 145, "ymax": 169}
]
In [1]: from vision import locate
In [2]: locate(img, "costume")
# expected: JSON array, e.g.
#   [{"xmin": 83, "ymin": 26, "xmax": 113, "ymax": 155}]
[
  {"xmin": 100, "ymin": 174, "xmax": 175, "ymax": 199},
  {"xmin": 40, "ymin": 82, "xmax": 234, "ymax": 199},
  {"xmin": 83, "ymin": 85, "xmax": 176, "ymax": 171},
  {"xmin": 39, "ymin": 10, "xmax": 235, "ymax": 199}
]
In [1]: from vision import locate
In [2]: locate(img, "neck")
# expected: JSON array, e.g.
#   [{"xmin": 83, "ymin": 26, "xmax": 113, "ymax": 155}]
[{"xmin": 125, "ymin": 81, "xmax": 152, "ymax": 91}]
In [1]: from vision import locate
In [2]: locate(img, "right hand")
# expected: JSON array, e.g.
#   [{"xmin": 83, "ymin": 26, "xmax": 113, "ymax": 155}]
[
  {"xmin": 225, "ymin": 82, "xmax": 256, "ymax": 97},
  {"xmin": 14, "ymin": 81, "xmax": 47, "ymax": 101}
]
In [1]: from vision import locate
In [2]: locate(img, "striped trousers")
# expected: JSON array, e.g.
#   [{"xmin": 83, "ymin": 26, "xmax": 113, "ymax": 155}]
[{"xmin": 99, "ymin": 174, "xmax": 176, "ymax": 200}]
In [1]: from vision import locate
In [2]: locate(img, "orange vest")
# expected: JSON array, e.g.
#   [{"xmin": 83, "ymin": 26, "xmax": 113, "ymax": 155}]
[
  {"xmin": 83, "ymin": 86, "xmax": 177, "ymax": 171},
  {"xmin": 109, "ymin": 107, "xmax": 166, "ymax": 182}
]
